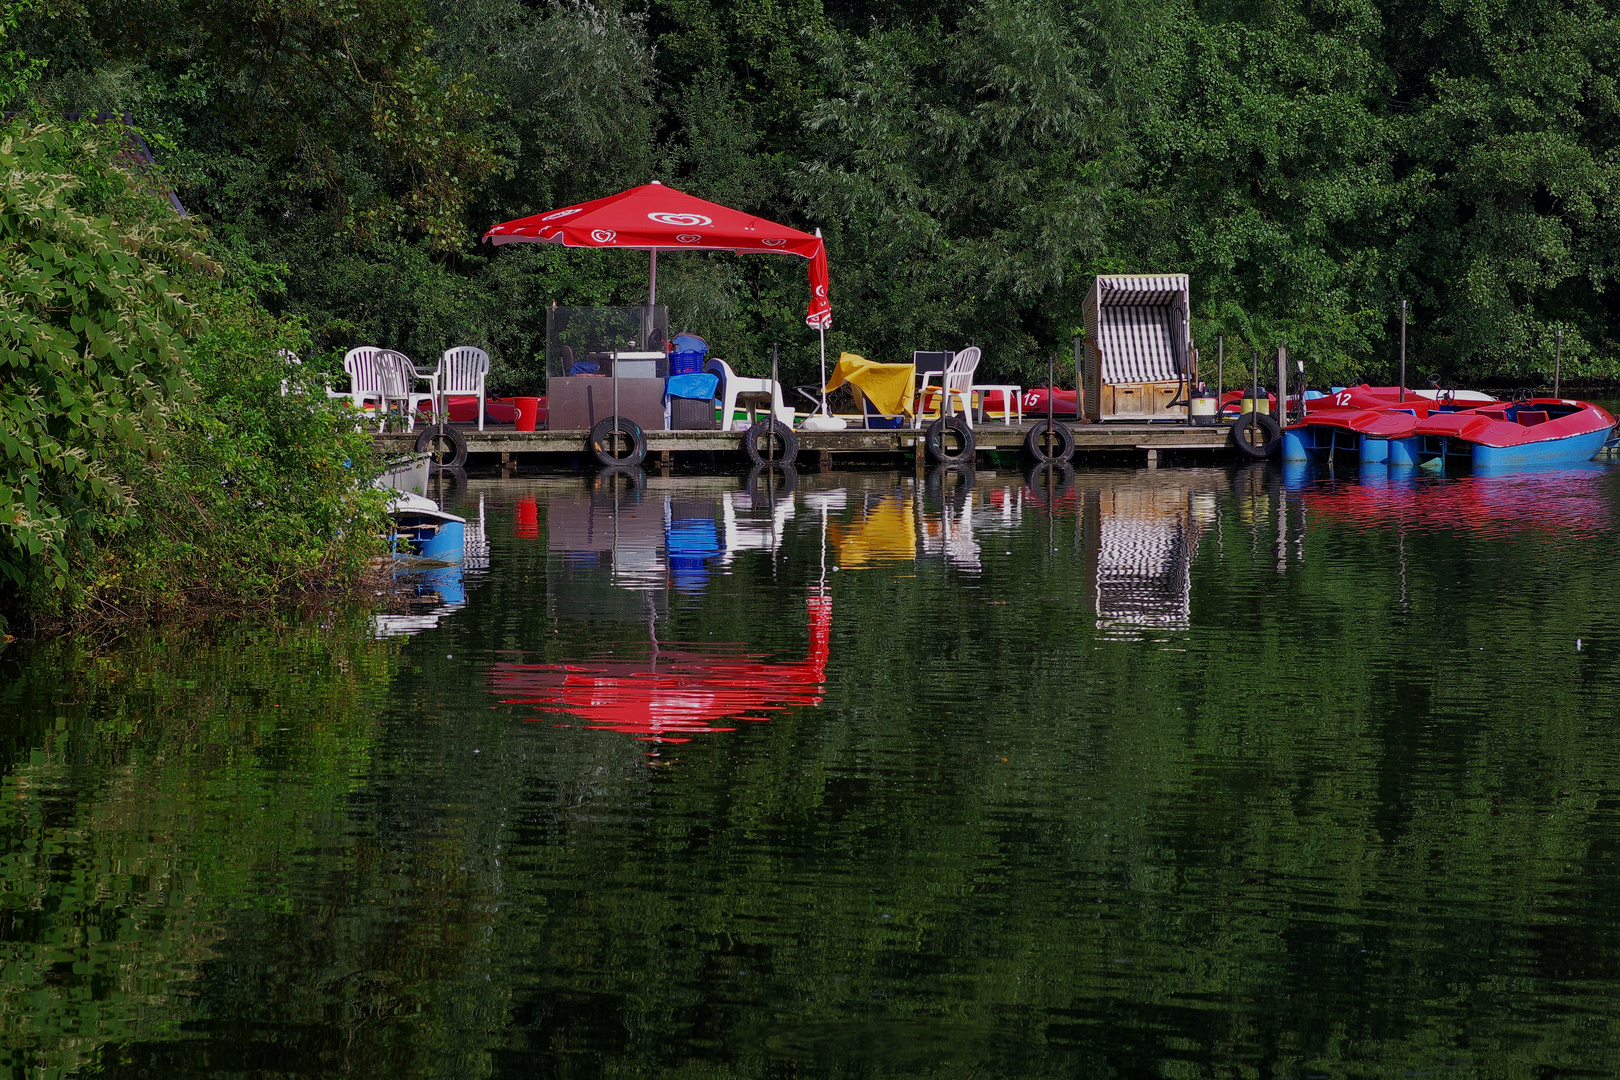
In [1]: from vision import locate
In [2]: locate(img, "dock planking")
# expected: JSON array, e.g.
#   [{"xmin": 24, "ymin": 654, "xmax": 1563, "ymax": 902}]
[
  {"xmin": 373, "ymin": 421, "xmax": 1234, "ymax": 458},
  {"xmin": 372, "ymin": 420, "xmax": 1233, "ymax": 462}
]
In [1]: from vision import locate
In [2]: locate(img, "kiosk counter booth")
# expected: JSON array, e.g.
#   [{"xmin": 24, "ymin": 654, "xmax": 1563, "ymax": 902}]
[
  {"xmin": 483, "ymin": 182, "xmax": 834, "ymax": 434},
  {"xmin": 543, "ymin": 305, "xmax": 675, "ymax": 432}
]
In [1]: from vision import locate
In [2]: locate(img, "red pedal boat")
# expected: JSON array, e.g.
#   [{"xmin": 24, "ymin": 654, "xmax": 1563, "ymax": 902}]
[
  {"xmin": 1283, "ymin": 385, "xmax": 1498, "ymax": 465},
  {"xmin": 1409, "ymin": 398, "xmax": 1616, "ymax": 468}
]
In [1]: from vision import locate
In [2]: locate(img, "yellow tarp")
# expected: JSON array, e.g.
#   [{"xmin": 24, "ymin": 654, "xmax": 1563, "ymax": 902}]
[{"xmin": 825, "ymin": 352, "xmax": 916, "ymax": 417}]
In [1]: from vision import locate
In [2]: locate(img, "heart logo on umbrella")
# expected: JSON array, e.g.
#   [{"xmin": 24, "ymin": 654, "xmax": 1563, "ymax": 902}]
[
  {"xmin": 676, "ymin": 234, "xmax": 702, "ymax": 243},
  {"xmin": 761, "ymin": 238, "xmax": 787, "ymax": 247},
  {"xmin": 649, "ymin": 212, "xmax": 713, "ymax": 227},
  {"xmin": 591, "ymin": 229, "xmax": 616, "ymax": 243},
  {"xmin": 542, "ymin": 208, "xmax": 583, "ymax": 221}
]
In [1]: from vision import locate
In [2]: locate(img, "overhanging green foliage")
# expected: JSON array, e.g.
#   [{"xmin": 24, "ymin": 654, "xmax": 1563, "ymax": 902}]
[
  {"xmin": 0, "ymin": 119, "xmax": 389, "ymax": 624},
  {"xmin": 0, "ymin": 122, "xmax": 201, "ymax": 591}
]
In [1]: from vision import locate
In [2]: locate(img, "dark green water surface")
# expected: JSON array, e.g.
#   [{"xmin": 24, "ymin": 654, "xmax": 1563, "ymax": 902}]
[{"xmin": 6, "ymin": 461, "xmax": 1620, "ymax": 1078}]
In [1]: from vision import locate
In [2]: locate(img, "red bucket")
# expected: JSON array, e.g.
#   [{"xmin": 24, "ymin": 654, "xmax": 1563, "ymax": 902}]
[{"xmin": 510, "ymin": 396, "xmax": 541, "ymax": 432}]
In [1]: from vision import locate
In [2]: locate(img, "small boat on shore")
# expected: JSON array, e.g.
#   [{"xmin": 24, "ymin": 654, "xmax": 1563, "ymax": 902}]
[
  {"xmin": 375, "ymin": 452, "xmax": 467, "ymax": 561},
  {"xmin": 388, "ymin": 491, "xmax": 467, "ymax": 562}
]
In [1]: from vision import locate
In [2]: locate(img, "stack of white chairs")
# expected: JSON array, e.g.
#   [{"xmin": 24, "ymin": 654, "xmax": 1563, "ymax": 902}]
[
  {"xmin": 342, "ymin": 347, "xmax": 394, "ymax": 429},
  {"xmin": 337, "ymin": 345, "xmax": 492, "ymax": 430},
  {"xmin": 376, "ymin": 350, "xmax": 438, "ymax": 431}
]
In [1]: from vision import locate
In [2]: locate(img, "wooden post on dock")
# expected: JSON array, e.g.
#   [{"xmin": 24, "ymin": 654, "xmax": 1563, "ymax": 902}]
[
  {"xmin": 1399, "ymin": 300, "xmax": 1407, "ymax": 404},
  {"xmin": 1275, "ymin": 346, "xmax": 1288, "ymax": 426},
  {"xmin": 1554, "ymin": 328, "xmax": 1563, "ymax": 398}
]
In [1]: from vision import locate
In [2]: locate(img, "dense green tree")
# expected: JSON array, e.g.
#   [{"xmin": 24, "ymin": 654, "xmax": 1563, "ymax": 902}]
[
  {"xmin": 12, "ymin": 0, "xmax": 1620, "ymax": 391},
  {"xmin": 0, "ymin": 121, "xmax": 202, "ymax": 595}
]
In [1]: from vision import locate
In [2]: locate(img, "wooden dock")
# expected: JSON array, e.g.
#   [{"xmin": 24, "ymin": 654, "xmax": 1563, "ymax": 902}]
[{"xmin": 373, "ymin": 420, "xmax": 1235, "ymax": 468}]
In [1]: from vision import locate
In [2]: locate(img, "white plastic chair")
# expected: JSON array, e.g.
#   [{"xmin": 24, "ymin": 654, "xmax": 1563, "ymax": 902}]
[
  {"xmin": 280, "ymin": 349, "xmax": 351, "ymax": 401},
  {"xmin": 343, "ymin": 347, "xmax": 393, "ymax": 429},
  {"xmin": 279, "ymin": 349, "xmax": 301, "ymax": 397},
  {"xmin": 913, "ymin": 346, "xmax": 981, "ymax": 428},
  {"xmin": 376, "ymin": 350, "xmax": 438, "ymax": 431},
  {"xmin": 706, "ymin": 356, "xmax": 794, "ymax": 430},
  {"xmin": 436, "ymin": 346, "xmax": 491, "ymax": 430}
]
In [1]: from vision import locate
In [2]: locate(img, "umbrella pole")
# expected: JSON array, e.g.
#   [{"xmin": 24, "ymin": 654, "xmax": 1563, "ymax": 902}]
[
  {"xmin": 770, "ymin": 342, "xmax": 780, "ymax": 461},
  {"xmin": 819, "ymin": 327, "xmax": 829, "ymax": 416},
  {"xmin": 642, "ymin": 249, "xmax": 659, "ymax": 355}
]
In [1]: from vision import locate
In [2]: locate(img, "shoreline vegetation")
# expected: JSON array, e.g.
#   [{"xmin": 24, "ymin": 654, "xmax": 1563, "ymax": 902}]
[
  {"xmin": 5, "ymin": 0, "xmax": 1620, "ymax": 629},
  {"xmin": 0, "ymin": 119, "xmax": 389, "ymax": 637}
]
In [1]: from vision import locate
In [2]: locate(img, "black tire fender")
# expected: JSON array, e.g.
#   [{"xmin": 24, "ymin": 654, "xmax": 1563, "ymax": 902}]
[
  {"xmin": 1023, "ymin": 419, "xmax": 1075, "ymax": 462},
  {"xmin": 1023, "ymin": 460, "xmax": 1075, "ymax": 501},
  {"xmin": 590, "ymin": 416, "xmax": 648, "ymax": 467},
  {"xmin": 591, "ymin": 465, "xmax": 647, "ymax": 497},
  {"xmin": 743, "ymin": 420, "xmax": 799, "ymax": 467},
  {"xmin": 744, "ymin": 463, "xmax": 798, "ymax": 499},
  {"xmin": 1231, "ymin": 413, "xmax": 1282, "ymax": 459},
  {"xmin": 414, "ymin": 424, "xmax": 468, "ymax": 470},
  {"xmin": 924, "ymin": 415, "xmax": 975, "ymax": 465}
]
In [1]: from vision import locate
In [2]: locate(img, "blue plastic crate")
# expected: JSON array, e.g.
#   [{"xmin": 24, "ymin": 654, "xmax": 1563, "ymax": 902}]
[{"xmin": 669, "ymin": 350, "xmax": 706, "ymax": 375}]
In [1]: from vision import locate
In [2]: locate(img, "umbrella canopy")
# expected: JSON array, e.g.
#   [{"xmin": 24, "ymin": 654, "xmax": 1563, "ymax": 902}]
[{"xmin": 482, "ymin": 182, "xmax": 832, "ymax": 329}]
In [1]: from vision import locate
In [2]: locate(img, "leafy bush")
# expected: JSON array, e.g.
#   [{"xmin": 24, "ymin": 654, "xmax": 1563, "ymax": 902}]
[
  {"xmin": 80, "ymin": 286, "xmax": 390, "ymax": 613},
  {"xmin": 0, "ymin": 121, "xmax": 201, "ymax": 596},
  {"xmin": 0, "ymin": 119, "xmax": 388, "ymax": 627}
]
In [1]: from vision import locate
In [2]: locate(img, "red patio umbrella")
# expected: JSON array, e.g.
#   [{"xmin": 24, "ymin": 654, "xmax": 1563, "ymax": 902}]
[{"xmin": 482, "ymin": 182, "xmax": 832, "ymax": 329}]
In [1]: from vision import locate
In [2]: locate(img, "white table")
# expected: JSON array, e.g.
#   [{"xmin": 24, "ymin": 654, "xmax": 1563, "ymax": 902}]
[{"xmin": 973, "ymin": 385, "xmax": 1023, "ymax": 425}]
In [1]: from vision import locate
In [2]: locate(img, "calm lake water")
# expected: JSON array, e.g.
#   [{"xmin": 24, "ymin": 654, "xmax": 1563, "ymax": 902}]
[{"xmin": 6, "ymin": 459, "xmax": 1620, "ymax": 1078}]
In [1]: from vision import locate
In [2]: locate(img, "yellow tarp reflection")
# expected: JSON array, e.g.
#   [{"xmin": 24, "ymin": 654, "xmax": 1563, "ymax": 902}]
[{"xmin": 829, "ymin": 498, "xmax": 917, "ymax": 567}]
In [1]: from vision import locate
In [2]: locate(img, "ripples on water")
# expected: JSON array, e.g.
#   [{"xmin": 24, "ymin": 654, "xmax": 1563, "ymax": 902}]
[{"xmin": 5, "ymin": 460, "xmax": 1620, "ymax": 1077}]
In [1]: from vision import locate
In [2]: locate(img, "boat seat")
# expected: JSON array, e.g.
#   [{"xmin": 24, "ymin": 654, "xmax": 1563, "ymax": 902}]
[{"xmin": 1517, "ymin": 410, "xmax": 1549, "ymax": 426}]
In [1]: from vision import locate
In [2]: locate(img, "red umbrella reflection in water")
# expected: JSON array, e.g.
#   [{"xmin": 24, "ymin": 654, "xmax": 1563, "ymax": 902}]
[{"xmin": 490, "ymin": 594, "xmax": 832, "ymax": 742}]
